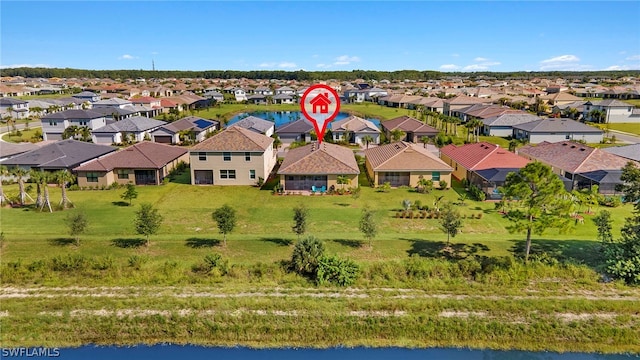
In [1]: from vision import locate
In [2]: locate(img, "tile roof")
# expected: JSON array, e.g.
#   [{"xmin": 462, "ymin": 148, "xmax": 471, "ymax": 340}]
[
  {"xmin": 330, "ymin": 115, "xmax": 380, "ymax": 133},
  {"xmin": 229, "ymin": 116, "xmax": 274, "ymax": 134},
  {"xmin": 278, "ymin": 142, "xmax": 359, "ymax": 175},
  {"xmin": 92, "ymin": 116, "xmax": 166, "ymax": 133},
  {"xmin": 482, "ymin": 113, "xmax": 543, "ymax": 127},
  {"xmin": 603, "ymin": 144, "xmax": 640, "ymax": 162},
  {"xmin": 190, "ymin": 126, "xmax": 273, "ymax": 152},
  {"xmin": 275, "ymin": 118, "xmax": 314, "ymax": 134},
  {"xmin": 512, "ymin": 119, "xmax": 603, "ymax": 133},
  {"xmin": 444, "ymin": 95, "xmax": 489, "ymax": 105},
  {"xmin": 92, "ymin": 98, "xmax": 132, "ymax": 106},
  {"xmin": 42, "ymin": 109, "xmax": 105, "ymax": 120},
  {"xmin": 364, "ymin": 142, "xmax": 452, "ymax": 171},
  {"xmin": 74, "ymin": 142, "xmax": 187, "ymax": 172},
  {"xmin": 382, "ymin": 116, "xmax": 438, "ymax": 134},
  {"xmin": 587, "ymin": 99, "xmax": 633, "ymax": 107},
  {"xmin": 0, "ymin": 97, "xmax": 28, "ymax": 105},
  {"xmin": 441, "ymin": 142, "xmax": 530, "ymax": 170},
  {"xmin": 540, "ymin": 92, "xmax": 582, "ymax": 102},
  {"xmin": 1, "ymin": 139, "xmax": 116, "ymax": 169},
  {"xmin": 518, "ymin": 141, "xmax": 633, "ymax": 173}
]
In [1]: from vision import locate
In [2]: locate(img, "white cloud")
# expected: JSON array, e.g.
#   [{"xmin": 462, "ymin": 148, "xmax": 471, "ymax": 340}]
[
  {"xmin": 118, "ymin": 54, "xmax": 138, "ymax": 60},
  {"xmin": 0, "ymin": 63, "xmax": 52, "ymax": 69},
  {"xmin": 278, "ymin": 62, "xmax": 297, "ymax": 69},
  {"xmin": 451, "ymin": 53, "xmax": 460, "ymax": 58},
  {"xmin": 540, "ymin": 55, "xmax": 580, "ymax": 64},
  {"xmin": 463, "ymin": 64, "xmax": 489, "ymax": 71},
  {"xmin": 316, "ymin": 63, "xmax": 331, "ymax": 69},
  {"xmin": 333, "ymin": 55, "xmax": 360, "ymax": 66},
  {"xmin": 258, "ymin": 62, "xmax": 275, "ymax": 68},
  {"xmin": 626, "ymin": 54, "xmax": 640, "ymax": 61},
  {"xmin": 439, "ymin": 64, "xmax": 460, "ymax": 70},
  {"xmin": 474, "ymin": 57, "xmax": 488, "ymax": 62},
  {"xmin": 603, "ymin": 65, "xmax": 628, "ymax": 71}
]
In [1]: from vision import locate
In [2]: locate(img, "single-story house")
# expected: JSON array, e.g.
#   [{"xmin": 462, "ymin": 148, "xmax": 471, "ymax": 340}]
[
  {"xmin": 481, "ymin": 113, "xmax": 543, "ymax": 137},
  {"xmin": 228, "ymin": 116, "xmax": 275, "ymax": 137},
  {"xmin": 273, "ymin": 93, "xmax": 295, "ymax": 104},
  {"xmin": 603, "ymin": 144, "xmax": 640, "ymax": 162},
  {"xmin": 381, "ymin": 116, "xmax": 439, "ymax": 142},
  {"xmin": 329, "ymin": 115, "xmax": 380, "ymax": 145},
  {"xmin": 364, "ymin": 141, "xmax": 452, "ymax": 187},
  {"xmin": 512, "ymin": 119, "xmax": 604, "ymax": 144},
  {"xmin": 275, "ymin": 118, "xmax": 314, "ymax": 144},
  {"xmin": 440, "ymin": 142, "xmax": 531, "ymax": 182},
  {"xmin": 73, "ymin": 142, "xmax": 188, "ymax": 187},
  {"xmin": 247, "ymin": 94, "xmax": 268, "ymax": 105},
  {"xmin": 189, "ymin": 127, "xmax": 276, "ymax": 185},
  {"xmin": 278, "ymin": 142, "xmax": 359, "ymax": 191},
  {"xmin": 91, "ymin": 116, "xmax": 167, "ymax": 144},
  {"xmin": 1, "ymin": 139, "xmax": 116, "ymax": 173},
  {"xmin": 151, "ymin": 116, "xmax": 219, "ymax": 144},
  {"xmin": 583, "ymin": 99, "xmax": 640, "ymax": 123},
  {"xmin": 517, "ymin": 141, "xmax": 635, "ymax": 194}
]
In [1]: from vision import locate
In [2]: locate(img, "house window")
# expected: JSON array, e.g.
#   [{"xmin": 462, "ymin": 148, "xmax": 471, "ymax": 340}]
[
  {"xmin": 250, "ymin": 170, "xmax": 256, "ymax": 179},
  {"xmin": 49, "ymin": 121, "xmax": 58, "ymax": 126},
  {"xmin": 86, "ymin": 172, "xmax": 98, "ymax": 183},
  {"xmin": 116, "ymin": 169, "xmax": 128, "ymax": 179},
  {"xmin": 198, "ymin": 152, "xmax": 206, "ymax": 161},
  {"xmin": 223, "ymin": 152, "xmax": 231, "ymax": 161},
  {"xmin": 79, "ymin": 121, "xmax": 88, "ymax": 126},
  {"xmin": 565, "ymin": 134, "xmax": 571, "ymax": 139},
  {"xmin": 432, "ymin": 172, "xmax": 441, "ymax": 181},
  {"xmin": 245, "ymin": 152, "xmax": 251, "ymax": 161},
  {"xmin": 220, "ymin": 170, "xmax": 236, "ymax": 179}
]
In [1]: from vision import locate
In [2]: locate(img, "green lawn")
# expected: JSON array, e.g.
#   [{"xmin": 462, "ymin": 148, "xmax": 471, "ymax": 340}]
[
  {"xmin": 607, "ymin": 122, "xmax": 640, "ymax": 136},
  {"xmin": 1, "ymin": 127, "xmax": 42, "ymax": 143}
]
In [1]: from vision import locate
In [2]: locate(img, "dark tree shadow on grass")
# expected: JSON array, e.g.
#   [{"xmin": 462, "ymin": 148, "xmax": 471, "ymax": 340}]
[
  {"xmin": 332, "ymin": 239, "xmax": 363, "ymax": 248},
  {"xmin": 49, "ymin": 238, "xmax": 75, "ymax": 246},
  {"xmin": 261, "ymin": 237, "xmax": 293, "ymax": 246},
  {"xmin": 185, "ymin": 238, "xmax": 221, "ymax": 248},
  {"xmin": 111, "ymin": 201, "xmax": 130, "ymax": 207},
  {"xmin": 334, "ymin": 203, "xmax": 350, "ymax": 207},
  {"xmin": 404, "ymin": 238, "xmax": 490, "ymax": 260},
  {"xmin": 112, "ymin": 238, "xmax": 146, "ymax": 248},
  {"xmin": 509, "ymin": 238, "xmax": 601, "ymax": 267}
]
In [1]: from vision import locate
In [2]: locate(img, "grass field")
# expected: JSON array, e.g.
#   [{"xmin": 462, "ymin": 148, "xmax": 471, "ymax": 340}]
[
  {"xmin": 1, "ymin": 127, "xmax": 42, "ymax": 143},
  {"xmin": 607, "ymin": 122, "xmax": 640, "ymax": 136}
]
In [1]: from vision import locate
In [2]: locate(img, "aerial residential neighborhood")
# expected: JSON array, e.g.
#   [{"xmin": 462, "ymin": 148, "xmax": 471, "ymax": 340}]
[{"xmin": 1, "ymin": 1, "xmax": 640, "ymax": 358}]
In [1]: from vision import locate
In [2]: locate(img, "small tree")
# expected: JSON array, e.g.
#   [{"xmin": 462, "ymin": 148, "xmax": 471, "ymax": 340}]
[
  {"xmin": 212, "ymin": 204, "xmax": 236, "ymax": 246},
  {"xmin": 593, "ymin": 210, "xmax": 613, "ymax": 244},
  {"xmin": 66, "ymin": 212, "xmax": 88, "ymax": 246},
  {"xmin": 55, "ymin": 169, "xmax": 76, "ymax": 209},
  {"xmin": 439, "ymin": 202, "xmax": 462, "ymax": 246},
  {"xmin": 389, "ymin": 129, "xmax": 406, "ymax": 142},
  {"xmin": 292, "ymin": 204, "xmax": 309, "ymax": 240},
  {"xmin": 337, "ymin": 175, "xmax": 350, "ymax": 190},
  {"xmin": 134, "ymin": 203, "xmax": 163, "ymax": 247},
  {"xmin": 419, "ymin": 136, "xmax": 430, "ymax": 148},
  {"xmin": 11, "ymin": 167, "xmax": 32, "ymax": 206},
  {"xmin": 291, "ymin": 235, "xmax": 325, "ymax": 276},
  {"xmin": 359, "ymin": 207, "xmax": 377, "ymax": 247},
  {"xmin": 121, "ymin": 183, "xmax": 138, "ymax": 206},
  {"xmin": 361, "ymin": 135, "xmax": 374, "ymax": 149}
]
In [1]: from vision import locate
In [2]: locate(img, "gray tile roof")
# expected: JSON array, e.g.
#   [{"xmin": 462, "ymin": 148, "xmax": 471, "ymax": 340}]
[
  {"xmin": 42, "ymin": 109, "xmax": 105, "ymax": 120},
  {"xmin": 512, "ymin": 119, "xmax": 603, "ymax": 133},
  {"xmin": 603, "ymin": 144, "xmax": 640, "ymax": 162},
  {"xmin": 92, "ymin": 98, "xmax": 132, "ymax": 106},
  {"xmin": 1, "ymin": 139, "xmax": 116, "ymax": 170},
  {"xmin": 157, "ymin": 116, "xmax": 218, "ymax": 134},
  {"xmin": 90, "ymin": 107, "xmax": 137, "ymax": 117},
  {"xmin": 0, "ymin": 97, "xmax": 28, "ymax": 105},
  {"xmin": 229, "ymin": 116, "xmax": 274, "ymax": 134},
  {"xmin": 276, "ymin": 118, "xmax": 314, "ymax": 134},
  {"xmin": 92, "ymin": 116, "xmax": 166, "ymax": 133},
  {"xmin": 482, "ymin": 113, "xmax": 543, "ymax": 127}
]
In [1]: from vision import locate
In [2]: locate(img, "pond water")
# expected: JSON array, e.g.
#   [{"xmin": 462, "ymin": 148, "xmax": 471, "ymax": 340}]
[
  {"xmin": 228, "ymin": 111, "xmax": 381, "ymax": 128},
  {"xmin": 35, "ymin": 345, "xmax": 637, "ymax": 360}
]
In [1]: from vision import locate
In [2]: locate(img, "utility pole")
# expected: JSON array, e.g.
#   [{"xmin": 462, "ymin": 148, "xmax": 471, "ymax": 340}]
[{"xmin": 152, "ymin": 60, "xmax": 155, "ymax": 71}]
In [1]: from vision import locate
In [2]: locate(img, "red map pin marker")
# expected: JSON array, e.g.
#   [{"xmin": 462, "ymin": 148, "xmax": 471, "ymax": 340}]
[{"xmin": 300, "ymin": 84, "xmax": 341, "ymax": 144}]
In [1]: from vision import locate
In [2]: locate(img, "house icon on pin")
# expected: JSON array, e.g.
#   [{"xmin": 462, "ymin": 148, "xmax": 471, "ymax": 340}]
[{"xmin": 310, "ymin": 92, "xmax": 332, "ymax": 114}]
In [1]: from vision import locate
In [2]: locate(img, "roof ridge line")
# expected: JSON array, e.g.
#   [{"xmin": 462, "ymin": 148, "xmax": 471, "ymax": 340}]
[
  {"xmin": 469, "ymin": 143, "xmax": 499, "ymax": 170},
  {"xmin": 375, "ymin": 142, "xmax": 407, "ymax": 168},
  {"xmin": 573, "ymin": 146, "xmax": 598, "ymax": 173}
]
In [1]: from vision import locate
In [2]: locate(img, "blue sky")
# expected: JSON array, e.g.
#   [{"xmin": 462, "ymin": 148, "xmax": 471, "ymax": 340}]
[{"xmin": 1, "ymin": 1, "xmax": 639, "ymax": 72}]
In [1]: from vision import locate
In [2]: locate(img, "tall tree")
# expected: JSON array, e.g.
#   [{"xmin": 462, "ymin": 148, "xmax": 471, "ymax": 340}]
[
  {"xmin": 292, "ymin": 203, "xmax": 309, "ymax": 240},
  {"xmin": 502, "ymin": 162, "xmax": 574, "ymax": 262},
  {"xmin": 439, "ymin": 202, "xmax": 462, "ymax": 246},
  {"xmin": 0, "ymin": 165, "xmax": 7, "ymax": 205},
  {"xmin": 359, "ymin": 206, "xmax": 377, "ymax": 248},
  {"xmin": 55, "ymin": 169, "xmax": 75, "ymax": 209},
  {"xmin": 361, "ymin": 135, "xmax": 374, "ymax": 149},
  {"xmin": 212, "ymin": 204, "xmax": 236, "ymax": 246},
  {"xmin": 66, "ymin": 212, "xmax": 88, "ymax": 246},
  {"xmin": 134, "ymin": 203, "xmax": 163, "ymax": 247},
  {"xmin": 40, "ymin": 172, "xmax": 53, "ymax": 213},
  {"xmin": 593, "ymin": 210, "xmax": 613, "ymax": 244},
  {"xmin": 29, "ymin": 169, "xmax": 45, "ymax": 208}
]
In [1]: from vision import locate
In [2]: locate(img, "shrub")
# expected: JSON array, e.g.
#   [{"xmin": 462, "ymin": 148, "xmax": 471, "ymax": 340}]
[
  {"xmin": 468, "ymin": 184, "xmax": 486, "ymax": 201},
  {"xmin": 92, "ymin": 256, "xmax": 115, "ymax": 270},
  {"xmin": 51, "ymin": 254, "xmax": 89, "ymax": 272},
  {"xmin": 192, "ymin": 253, "xmax": 229, "ymax": 275},
  {"xmin": 316, "ymin": 255, "xmax": 359, "ymax": 286},
  {"xmin": 439, "ymin": 180, "xmax": 448, "ymax": 190},
  {"xmin": 128, "ymin": 255, "xmax": 149, "ymax": 270},
  {"xmin": 291, "ymin": 235, "xmax": 325, "ymax": 276},
  {"xmin": 68, "ymin": 184, "xmax": 80, "ymax": 191}
]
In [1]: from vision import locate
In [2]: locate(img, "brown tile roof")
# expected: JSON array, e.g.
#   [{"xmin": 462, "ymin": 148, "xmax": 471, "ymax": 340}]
[
  {"xmin": 441, "ymin": 142, "xmax": 529, "ymax": 170},
  {"xmin": 518, "ymin": 141, "xmax": 634, "ymax": 173},
  {"xmin": 74, "ymin": 142, "xmax": 187, "ymax": 171},
  {"xmin": 382, "ymin": 116, "xmax": 439, "ymax": 134},
  {"xmin": 190, "ymin": 126, "xmax": 273, "ymax": 152},
  {"xmin": 278, "ymin": 142, "xmax": 359, "ymax": 175},
  {"xmin": 364, "ymin": 142, "xmax": 452, "ymax": 171}
]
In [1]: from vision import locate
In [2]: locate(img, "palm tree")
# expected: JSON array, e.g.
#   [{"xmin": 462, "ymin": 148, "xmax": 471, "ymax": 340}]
[
  {"xmin": 55, "ymin": 170, "xmax": 76, "ymax": 209},
  {"xmin": 11, "ymin": 167, "xmax": 32, "ymax": 206},
  {"xmin": 79, "ymin": 126, "xmax": 92, "ymax": 142},
  {"xmin": 337, "ymin": 175, "xmax": 350, "ymax": 190},
  {"xmin": 40, "ymin": 172, "xmax": 53, "ymax": 213},
  {"xmin": 0, "ymin": 165, "xmax": 7, "ymax": 205},
  {"xmin": 29, "ymin": 169, "xmax": 45, "ymax": 208},
  {"xmin": 361, "ymin": 135, "xmax": 374, "ymax": 149},
  {"xmin": 389, "ymin": 129, "xmax": 406, "ymax": 142},
  {"xmin": 419, "ymin": 136, "xmax": 430, "ymax": 148}
]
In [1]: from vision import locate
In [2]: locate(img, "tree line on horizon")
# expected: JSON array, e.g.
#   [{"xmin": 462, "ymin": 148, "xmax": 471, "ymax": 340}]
[{"xmin": 3, "ymin": 67, "xmax": 640, "ymax": 82}]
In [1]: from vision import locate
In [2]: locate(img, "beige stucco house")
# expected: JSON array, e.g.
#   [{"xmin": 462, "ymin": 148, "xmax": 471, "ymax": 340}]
[{"xmin": 189, "ymin": 127, "xmax": 276, "ymax": 185}]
